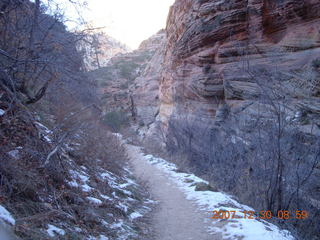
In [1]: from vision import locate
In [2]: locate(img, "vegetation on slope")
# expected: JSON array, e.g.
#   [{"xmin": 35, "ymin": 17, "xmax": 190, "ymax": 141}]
[{"xmin": 0, "ymin": 0, "xmax": 153, "ymax": 239}]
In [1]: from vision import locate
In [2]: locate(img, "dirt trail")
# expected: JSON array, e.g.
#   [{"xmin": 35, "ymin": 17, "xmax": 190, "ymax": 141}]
[{"xmin": 126, "ymin": 144, "xmax": 222, "ymax": 240}]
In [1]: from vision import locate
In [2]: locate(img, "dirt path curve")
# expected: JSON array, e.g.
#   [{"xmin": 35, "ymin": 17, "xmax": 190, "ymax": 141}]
[{"xmin": 126, "ymin": 144, "xmax": 221, "ymax": 240}]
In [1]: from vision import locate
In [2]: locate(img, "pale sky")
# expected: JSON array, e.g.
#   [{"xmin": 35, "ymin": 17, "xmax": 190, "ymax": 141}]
[{"xmin": 82, "ymin": 0, "xmax": 174, "ymax": 49}]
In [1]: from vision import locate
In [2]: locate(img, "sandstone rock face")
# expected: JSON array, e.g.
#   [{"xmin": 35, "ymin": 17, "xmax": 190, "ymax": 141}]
[
  {"xmin": 160, "ymin": 0, "xmax": 320, "ymax": 127},
  {"xmin": 88, "ymin": 31, "xmax": 165, "ymax": 131},
  {"xmin": 132, "ymin": 30, "xmax": 166, "ymax": 126},
  {"xmin": 80, "ymin": 33, "xmax": 130, "ymax": 70},
  {"xmin": 149, "ymin": 0, "xmax": 320, "ymax": 238}
]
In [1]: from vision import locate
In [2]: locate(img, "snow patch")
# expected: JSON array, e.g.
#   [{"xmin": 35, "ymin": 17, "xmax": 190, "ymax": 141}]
[
  {"xmin": 81, "ymin": 184, "xmax": 94, "ymax": 192},
  {"xmin": 68, "ymin": 169, "xmax": 94, "ymax": 192},
  {"xmin": 87, "ymin": 197, "xmax": 103, "ymax": 205},
  {"xmin": 100, "ymin": 194, "xmax": 112, "ymax": 201},
  {"xmin": 47, "ymin": 224, "xmax": 65, "ymax": 237},
  {"xmin": 87, "ymin": 235, "xmax": 109, "ymax": 240},
  {"xmin": 100, "ymin": 171, "xmax": 116, "ymax": 181},
  {"xmin": 70, "ymin": 170, "xmax": 89, "ymax": 182},
  {"xmin": 43, "ymin": 135, "xmax": 52, "ymax": 143},
  {"xmin": 99, "ymin": 235, "xmax": 109, "ymax": 240},
  {"xmin": 129, "ymin": 212, "xmax": 143, "ymax": 220},
  {"xmin": 0, "ymin": 205, "xmax": 15, "ymax": 225},
  {"xmin": 81, "ymin": 166, "xmax": 87, "ymax": 171},
  {"xmin": 112, "ymin": 133, "xmax": 123, "ymax": 139},
  {"xmin": 67, "ymin": 180, "xmax": 79, "ymax": 188},
  {"xmin": 34, "ymin": 122, "xmax": 53, "ymax": 143},
  {"xmin": 34, "ymin": 122, "xmax": 52, "ymax": 134},
  {"xmin": 101, "ymin": 220, "xmax": 109, "ymax": 227},
  {"xmin": 7, "ymin": 150, "xmax": 20, "ymax": 160},
  {"xmin": 110, "ymin": 220, "xmax": 124, "ymax": 229},
  {"xmin": 117, "ymin": 202, "xmax": 128, "ymax": 212},
  {"xmin": 231, "ymin": 135, "xmax": 250, "ymax": 146},
  {"xmin": 0, "ymin": 109, "xmax": 5, "ymax": 116},
  {"xmin": 143, "ymin": 152, "xmax": 295, "ymax": 240}
]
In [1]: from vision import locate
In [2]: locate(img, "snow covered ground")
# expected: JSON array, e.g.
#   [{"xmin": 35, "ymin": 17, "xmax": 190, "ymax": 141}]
[
  {"xmin": 0, "ymin": 205, "xmax": 16, "ymax": 240},
  {"xmin": 0, "ymin": 205, "xmax": 15, "ymax": 225},
  {"xmin": 47, "ymin": 224, "xmax": 66, "ymax": 237},
  {"xmin": 62, "ymin": 145, "xmax": 154, "ymax": 240},
  {"xmin": 140, "ymin": 153, "xmax": 295, "ymax": 240},
  {"xmin": 113, "ymin": 131, "xmax": 296, "ymax": 240},
  {"xmin": 3, "ymin": 127, "xmax": 155, "ymax": 239}
]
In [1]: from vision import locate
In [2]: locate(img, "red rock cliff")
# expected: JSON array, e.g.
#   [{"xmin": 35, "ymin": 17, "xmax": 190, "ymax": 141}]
[
  {"xmin": 159, "ymin": 0, "xmax": 320, "ymax": 127},
  {"xmin": 147, "ymin": 1, "xmax": 320, "ymax": 238}
]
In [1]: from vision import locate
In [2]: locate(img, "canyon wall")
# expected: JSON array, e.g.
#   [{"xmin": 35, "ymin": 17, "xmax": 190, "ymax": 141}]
[
  {"xmin": 135, "ymin": 0, "xmax": 320, "ymax": 238},
  {"xmin": 95, "ymin": 1, "xmax": 320, "ymax": 236},
  {"xmin": 88, "ymin": 30, "xmax": 165, "ymax": 131},
  {"xmin": 80, "ymin": 33, "xmax": 130, "ymax": 70},
  {"xmin": 160, "ymin": 0, "xmax": 320, "ymax": 127}
]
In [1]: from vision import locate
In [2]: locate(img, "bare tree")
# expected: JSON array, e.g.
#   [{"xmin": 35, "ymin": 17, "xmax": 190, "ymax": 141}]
[{"xmin": 0, "ymin": 0, "xmax": 91, "ymax": 106}]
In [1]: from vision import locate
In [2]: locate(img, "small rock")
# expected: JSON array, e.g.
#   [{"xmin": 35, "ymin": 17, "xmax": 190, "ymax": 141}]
[
  {"xmin": 174, "ymin": 168, "xmax": 185, "ymax": 173},
  {"xmin": 81, "ymin": 208, "xmax": 101, "ymax": 224},
  {"xmin": 192, "ymin": 182, "xmax": 218, "ymax": 192},
  {"xmin": 184, "ymin": 179, "xmax": 194, "ymax": 183}
]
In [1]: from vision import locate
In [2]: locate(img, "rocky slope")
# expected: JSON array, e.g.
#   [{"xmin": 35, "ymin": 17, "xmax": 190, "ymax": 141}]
[
  {"xmin": 80, "ymin": 33, "xmax": 130, "ymax": 70},
  {"xmin": 88, "ymin": 30, "xmax": 165, "ymax": 131},
  {"xmin": 129, "ymin": 0, "xmax": 320, "ymax": 238},
  {"xmin": 0, "ymin": 114, "xmax": 154, "ymax": 239},
  {"xmin": 132, "ymin": 32, "xmax": 165, "ymax": 127}
]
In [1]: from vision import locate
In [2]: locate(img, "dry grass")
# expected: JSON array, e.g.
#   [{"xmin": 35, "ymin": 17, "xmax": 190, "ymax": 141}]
[{"xmin": 0, "ymin": 106, "xmax": 152, "ymax": 239}]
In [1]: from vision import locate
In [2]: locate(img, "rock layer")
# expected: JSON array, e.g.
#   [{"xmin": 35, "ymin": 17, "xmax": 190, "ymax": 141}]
[
  {"xmin": 132, "ymin": 31, "xmax": 166, "ymax": 126},
  {"xmin": 88, "ymin": 30, "xmax": 165, "ymax": 124},
  {"xmin": 138, "ymin": 0, "xmax": 320, "ymax": 238},
  {"xmin": 160, "ymin": 0, "xmax": 320, "ymax": 127}
]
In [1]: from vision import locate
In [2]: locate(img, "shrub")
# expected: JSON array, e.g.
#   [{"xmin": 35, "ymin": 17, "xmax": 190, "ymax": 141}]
[
  {"xmin": 118, "ymin": 62, "xmax": 139, "ymax": 80},
  {"xmin": 120, "ymin": 82, "xmax": 129, "ymax": 89},
  {"xmin": 312, "ymin": 58, "xmax": 320, "ymax": 69},
  {"xmin": 102, "ymin": 111, "xmax": 129, "ymax": 132}
]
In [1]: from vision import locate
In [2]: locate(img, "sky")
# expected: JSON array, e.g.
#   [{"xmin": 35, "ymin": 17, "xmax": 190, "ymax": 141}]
[{"xmin": 69, "ymin": 0, "xmax": 175, "ymax": 49}]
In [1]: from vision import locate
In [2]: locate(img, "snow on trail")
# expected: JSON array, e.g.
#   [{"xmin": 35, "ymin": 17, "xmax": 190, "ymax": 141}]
[
  {"xmin": 126, "ymin": 144, "xmax": 217, "ymax": 240},
  {"xmin": 0, "ymin": 205, "xmax": 15, "ymax": 225},
  {"xmin": 125, "ymin": 143, "xmax": 295, "ymax": 240}
]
